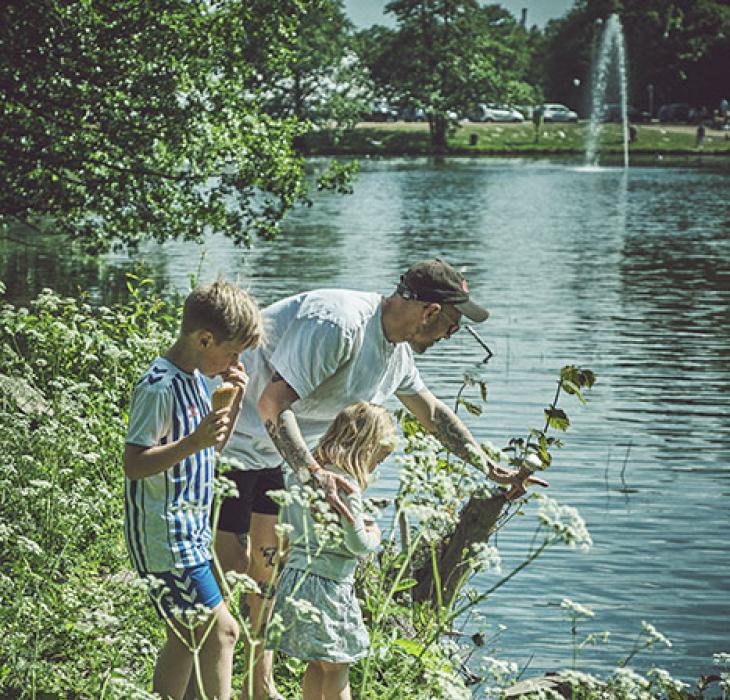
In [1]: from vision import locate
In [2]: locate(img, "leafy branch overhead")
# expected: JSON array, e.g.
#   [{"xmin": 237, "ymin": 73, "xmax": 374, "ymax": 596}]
[{"xmin": 0, "ymin": 1, "xmax": 320, "ymax": 252}]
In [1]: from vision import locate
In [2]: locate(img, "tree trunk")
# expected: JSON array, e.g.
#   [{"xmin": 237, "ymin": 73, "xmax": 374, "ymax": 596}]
[
  {"xmin": 412, "ymin": 490, "xmax": 507, "ymax": 607},
  {"xmin": 429, "ymin": 112, "xmax": 448, "ymax": 152}
]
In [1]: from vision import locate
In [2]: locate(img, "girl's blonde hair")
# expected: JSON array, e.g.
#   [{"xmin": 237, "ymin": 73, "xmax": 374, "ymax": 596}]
[{"xmin": 313, "ymin": 402, "xmax": 396, "ymax": 490}]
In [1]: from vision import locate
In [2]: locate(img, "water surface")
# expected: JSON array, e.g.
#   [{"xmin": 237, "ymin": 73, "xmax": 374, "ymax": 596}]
[{"xmin": 3, "ymin": 157, "xmax": 729, "ymax": 684}]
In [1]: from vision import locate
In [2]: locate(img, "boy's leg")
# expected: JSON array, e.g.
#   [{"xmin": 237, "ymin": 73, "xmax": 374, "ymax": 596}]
[
  {"xmin": 154, "ymin": 625, "xmax": 194, "ymax": 700},
  {"xmin": 244, "ymin": 511, "xmax": 281, "ymax": 700},
  {"xmin": 303, "ymin": 661, "xmax": 325, "ymax": 700},
  {"xmin": 165, "ymin": 602, "xmax": 239, "ymax": 700},
  {"xmin": 194, "ymin": 602, "xmax": 240, "ymax": 700},
  {"xmin": 319, "ymin": 662, "xmax": 351, "ymax": 700}
]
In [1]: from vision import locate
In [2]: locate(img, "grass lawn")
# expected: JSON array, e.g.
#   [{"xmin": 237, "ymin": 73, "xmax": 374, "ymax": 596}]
[{"xmin": 304, "ymin": 121, "xmax": 730, "ymax": 159}]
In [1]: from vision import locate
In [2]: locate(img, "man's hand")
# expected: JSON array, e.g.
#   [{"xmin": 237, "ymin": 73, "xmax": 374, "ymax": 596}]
[
  {"xmin": 311, "ymin": 466, "xmax": 356, "ymax": 524},
  {"xmin": 489, "ymin": 462, "xmax": 550, "ymax": 501}
]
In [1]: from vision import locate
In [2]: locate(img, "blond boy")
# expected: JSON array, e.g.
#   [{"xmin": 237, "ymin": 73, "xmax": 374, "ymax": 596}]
[{"xmin": 124, "ymin": 281, "xmax": 262, "ymax": 700}]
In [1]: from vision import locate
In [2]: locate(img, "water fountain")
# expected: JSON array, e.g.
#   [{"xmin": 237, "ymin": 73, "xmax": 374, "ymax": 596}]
[{"xmin": 584, "ymin": 14, "xmax": 629, "ymax": 168}]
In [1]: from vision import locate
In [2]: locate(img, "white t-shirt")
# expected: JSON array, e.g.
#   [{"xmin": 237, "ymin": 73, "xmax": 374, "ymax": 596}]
[{"xmin": 223, "ymin": 289, "xmax": 424, "ymax": 470}]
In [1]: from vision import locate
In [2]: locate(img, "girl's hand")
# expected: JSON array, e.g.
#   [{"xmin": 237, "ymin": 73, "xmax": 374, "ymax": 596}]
[{"xmin": 221, "ymin": 362, "xmax": 249, "ymax": 397}]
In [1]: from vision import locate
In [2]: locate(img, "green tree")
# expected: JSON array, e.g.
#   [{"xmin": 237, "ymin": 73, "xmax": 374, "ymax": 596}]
[
  {"xmin": 262, "ymin": 0, "xmax": 372, "ymax": 128},
  {"xmin": 358, "ymin": 1, "xmax": 538, "ymax": 150},
  {"xmin": 0, "ymin": 0, "xmax": 310, "ymax": 253},
  {"xmin": 541, "ymin": 0, "xmax": 730, "ymax": 113}
]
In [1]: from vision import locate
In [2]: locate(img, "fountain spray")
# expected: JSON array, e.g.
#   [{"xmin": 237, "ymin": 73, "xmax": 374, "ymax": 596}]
[{"xmin": 585, "ymin": 14, "xmax": 629, "ymax": 168}]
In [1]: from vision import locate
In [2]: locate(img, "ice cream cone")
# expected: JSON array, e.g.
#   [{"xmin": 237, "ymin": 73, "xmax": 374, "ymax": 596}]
[{"xmin": 211, "ymin": 382, "xmax": 240, "ymax": 412}]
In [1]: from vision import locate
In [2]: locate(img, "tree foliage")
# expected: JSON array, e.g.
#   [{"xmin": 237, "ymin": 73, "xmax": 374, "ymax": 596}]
[
  {"xmin": 357, "ymin": 1, "xmax": 539, "ymax": 150},
  {"xmin": 261, "ymin": 0, "xmax": 372, "ymax": 128},
  {"xmin": 0, "ymin": 0, "xmax": 313, "ymax": 252},
  {"xmin": 541, "ymin": 0, "xmax": 730, "ymax": 112}
]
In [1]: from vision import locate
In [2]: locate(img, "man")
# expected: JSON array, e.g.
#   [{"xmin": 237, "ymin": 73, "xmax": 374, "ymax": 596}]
[{"xmin": 216, "ymin": 259, "xmax": 546, "ymax": 700}]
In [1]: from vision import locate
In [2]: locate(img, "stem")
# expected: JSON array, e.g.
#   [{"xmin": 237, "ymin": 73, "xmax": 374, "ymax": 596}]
[
  {"xmin": 360, "ymin": 529, "xmax": 425, "ymax": 691},
  {"xmin": 571, "ymin": 618, "xmax": 577, "ymax": 670},
  {"xmin": 420, "ymin": 536, "xmax": 553, "ymax": 654}
]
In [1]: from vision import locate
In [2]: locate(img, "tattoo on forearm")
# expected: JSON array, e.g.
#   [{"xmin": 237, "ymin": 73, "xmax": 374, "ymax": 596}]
[
  {"xmin": 265, "ymin": 409, "xmax": 316, "ymax": 477},
  {"xmin": 260, "ymin": 546, "xmax": 277, "ymax": 568},
  {"xmin": 432, "ymin": 404, "xmax": 488, "ymax": 470}
]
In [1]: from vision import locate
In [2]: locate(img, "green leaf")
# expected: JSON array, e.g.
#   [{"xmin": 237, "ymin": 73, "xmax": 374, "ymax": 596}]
[
  {"xmin": 545, "ymin": 407, "xmax": 570, "ymax": 431},
  {"xmin": 562, "ymin": 379, "xmax": 586, "ymax": 405},
  {"xmin": 479, "ymin": 381, "xmax": 488, "ymax": 402},
  {"xmin": 393, "ymin": 578, "xmax": 418, "ymax": 592},
  {"xmin": 458, "ymin": 398, "xmax": 483, "ymax": 416},
  {"xmin": 393, "ymin": 638, "xmax": 426, "ymax": 656},
  {"xmin": 578, "ymin": 369, "xmax": 597, "ymax": 389}
]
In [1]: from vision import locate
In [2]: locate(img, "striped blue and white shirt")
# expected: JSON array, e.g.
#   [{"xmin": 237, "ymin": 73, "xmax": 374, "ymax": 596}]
[{"xmin": 124, "ymin": 357, "xmax": 215, "ymax": 573}]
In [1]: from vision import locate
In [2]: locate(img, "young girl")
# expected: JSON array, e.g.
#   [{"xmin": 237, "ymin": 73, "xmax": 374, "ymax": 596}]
[{"xmin": 271, "ymin": 401, "xmax": 396, "ymax": 700}]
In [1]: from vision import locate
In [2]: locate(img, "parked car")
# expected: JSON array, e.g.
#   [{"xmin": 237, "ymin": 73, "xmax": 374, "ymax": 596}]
[
  {"xmin": 602, "ymin": 103, "xmax": 651, "ymax": 123},
  {"xmin": 657, "ymin": 103, "xmax": 690, "ymax": 123},
  {"xmin": 399, "ymin": 105, "xmax": 427, "ymax": 122},
  {"xmin": 469, "ymin": 103, "xmax": 524, "ymax": 123},
  {"xmin": 542, "ymin": 103, "xmax": 579, "ymax": 123},
  {"xmin": 368, "ymin": 102, "xmax": 398, "ymax": 122}
]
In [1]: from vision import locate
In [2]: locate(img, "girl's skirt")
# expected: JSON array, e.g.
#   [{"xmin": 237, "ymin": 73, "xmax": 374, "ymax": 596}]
[{"xmin": 270, "ymin": 566, "xmax": 370, "ymax": 663}]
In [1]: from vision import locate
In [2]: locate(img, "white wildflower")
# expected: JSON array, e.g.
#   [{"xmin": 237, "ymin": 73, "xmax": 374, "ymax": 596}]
[
  {"xmin": 274, "ymin": 522, "xmax": 294, "ymax": 539},
  {"xmin": 649, "ymin": 668, "xmax": 688, "ymax": 694},
  {"xmin": 479, "ymin": 655, "xmax": 518, "ymax": 682},
  {"xmin": 610, "ymin": 667, "xmax": 651, "ymax": 697},
  {"xmin": 641, "ymin": 621, "xmax": 672, "ymax": 648},
  {"xmin": 16, "ymin": 536, "xmax": 42, "ymax": 556},
  {"xmin": 524, "ymin": 453, "xmax": 543, "ymax": 471},
  {"xmin": 536, "ymin": 495, "xmax": 592, "ymax": 551},
  {"xmin": 213, "ymin": 474, "xmax": 240, "ymax": 499},
  {"xmin": 469, "ymin": 542, "xmax": 502, "ymax": 573},
  {"xmin": 287, "ymin": 596, "xmax": 321, "ymax": 624},
  {"xmin": 713, "ymin": 652, "xmax": 730, "ymax": 666},
  {"xmin": 561, "ymin": 597, "xmax": 595, "ymax": 618},
  {"xmin": 266, "ymin": 489, "xmax": 293, "ymax": 507},
  {"xmin": 560, "ymin": 669, "xmax": 601, "ymax": 690},
  {"xmin": 224, "ymin": 571, "xmax": 261, "ymax": 595}
]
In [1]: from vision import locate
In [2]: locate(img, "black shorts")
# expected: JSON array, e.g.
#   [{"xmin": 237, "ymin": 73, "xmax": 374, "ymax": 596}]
[{"xmin": 217, "ymin": 466, "xmax": 285, "ymax": 535}]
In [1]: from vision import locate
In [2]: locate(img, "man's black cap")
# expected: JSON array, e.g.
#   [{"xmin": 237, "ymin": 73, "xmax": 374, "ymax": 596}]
[{"xmin": 397, "ymin": 259, "xmax": 489, "ymax": 323}]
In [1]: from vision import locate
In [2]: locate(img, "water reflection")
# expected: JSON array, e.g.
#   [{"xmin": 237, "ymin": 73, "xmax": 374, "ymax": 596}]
[{"xmin": 2, "ymin": 158, "xmax": 729, "ymax": 685}]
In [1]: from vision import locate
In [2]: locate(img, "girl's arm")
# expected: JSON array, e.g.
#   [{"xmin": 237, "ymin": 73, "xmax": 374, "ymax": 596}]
[{"xmin": 341, "ymin": 489, "xmax": 381, "ymax": 556}]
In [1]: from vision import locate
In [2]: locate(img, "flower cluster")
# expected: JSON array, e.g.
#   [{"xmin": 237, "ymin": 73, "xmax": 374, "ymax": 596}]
[
  {"xmin": 536, "ymin": 494, "xmax": 593, "ymax": 551},
  {"xmin": 560, "ymin": 597, "xmax": 595, "ymax": 618}
]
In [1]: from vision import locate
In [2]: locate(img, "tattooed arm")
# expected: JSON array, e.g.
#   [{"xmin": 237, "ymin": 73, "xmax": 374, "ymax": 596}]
[
  {"xmin": 258, "ymin": 372, "xmax": 355, "ymax": 521},
  {"xmin": 397, "ymin": 389, "xmax": 548, "ymax": 498}
]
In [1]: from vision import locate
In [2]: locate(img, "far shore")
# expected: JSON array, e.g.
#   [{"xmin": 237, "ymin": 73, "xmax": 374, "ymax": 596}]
[{"xmin": 302, "ymin": 121, "xmax": 730, "ymax": 164}]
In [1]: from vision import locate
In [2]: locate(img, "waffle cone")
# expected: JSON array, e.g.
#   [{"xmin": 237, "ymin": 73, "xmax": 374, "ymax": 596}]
[{"xmin": 211, "ymin": 383, "xmax": 240, "ymax": 411}]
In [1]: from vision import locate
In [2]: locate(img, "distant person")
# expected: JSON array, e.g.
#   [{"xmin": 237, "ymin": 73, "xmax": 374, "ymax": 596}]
[
  {"xmin": 629, "ymin": 124, "xmax": 638, "ymax": 143},
  {"xmin": 270, "ymin": 402, "xmax": 395, "ymax": 700},
  {"xmin": 720, "ymin": 97, "xmax": 728, "ymax": 123},
  {"xmin": 532, "ymin": 105, "xmax": 543, "ymax": 143},
  {"xmin": 696, "ymin": 124, "xmax": 706, "ymax": 148},
  {"xmin": 124, "ymin": 281, "xmax": 262, "ymax": 700}
]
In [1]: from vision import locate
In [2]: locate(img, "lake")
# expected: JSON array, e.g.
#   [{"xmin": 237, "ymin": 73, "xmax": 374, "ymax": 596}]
[{"xmin": 3, "ymin": 157, "xmax": 729, "ymax": 686}]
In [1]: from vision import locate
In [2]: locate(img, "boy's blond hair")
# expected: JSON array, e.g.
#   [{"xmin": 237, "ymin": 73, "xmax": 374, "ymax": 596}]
[
  {"xmin": 313, "ymin": 402, "xmax": 396, "ymax": 490},
  {"xmin": 181, "ymin": 280, "xmax": 263, "ymax": 348}
]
